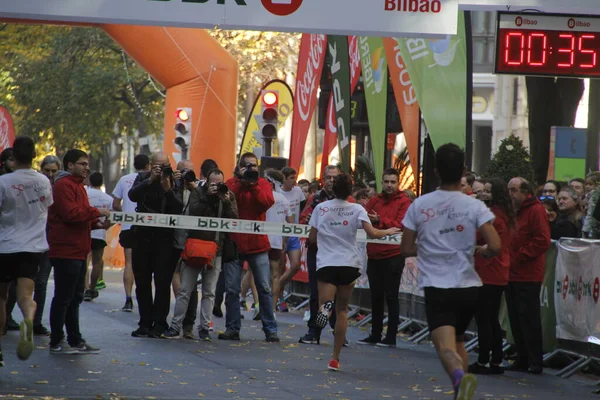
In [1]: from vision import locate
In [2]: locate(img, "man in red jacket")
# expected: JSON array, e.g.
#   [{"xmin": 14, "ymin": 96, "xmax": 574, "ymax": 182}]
[
  {"xmin": 357, "ymin": 168, "xmax": 411, "ymax": 347},
  {"xmin": 48, "ymin": 149, "xmax": 110, "ymax": 355},
  {"xmin": 219, "ymin": 152, "xmax": 278, "ymax": 343},
  {"xmin": 507, "ymin": 177, "xmax": 551, "ymax": 374}
]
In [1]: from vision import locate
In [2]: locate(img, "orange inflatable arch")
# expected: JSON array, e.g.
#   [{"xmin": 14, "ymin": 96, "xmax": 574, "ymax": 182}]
[{"xmin": 0, "ymin": 19, "xmax": 239, "ymax": 173}]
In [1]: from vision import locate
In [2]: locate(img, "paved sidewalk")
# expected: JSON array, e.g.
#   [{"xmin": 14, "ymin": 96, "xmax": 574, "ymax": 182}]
[{"xmin": 0, "ymin": 270, "xmax": 597, "ymax": 399}]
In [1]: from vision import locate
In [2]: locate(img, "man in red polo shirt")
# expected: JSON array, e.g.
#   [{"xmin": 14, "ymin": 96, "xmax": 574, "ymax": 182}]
[{"xmin": 357, "ymin": 168, "xmax": 411, "ymax": 347}]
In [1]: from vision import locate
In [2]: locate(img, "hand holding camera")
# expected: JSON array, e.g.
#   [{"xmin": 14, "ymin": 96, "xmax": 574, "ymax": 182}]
[
  {"xmin": 240, "ymin": 162, "xmax": 259, "ymax": 184},
  {"xmin": 150, "ymin": 165, "xmax": 162, "ymax": 182}
]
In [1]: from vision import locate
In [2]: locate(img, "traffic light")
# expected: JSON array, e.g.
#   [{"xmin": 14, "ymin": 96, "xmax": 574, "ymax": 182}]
[
  {"xmin": 174, "ymin": 107, "xmax": 191, "ymax": 159},
  {"xmin": 260, "ymin": 90, "xmax": 278, "ymax": 140}
]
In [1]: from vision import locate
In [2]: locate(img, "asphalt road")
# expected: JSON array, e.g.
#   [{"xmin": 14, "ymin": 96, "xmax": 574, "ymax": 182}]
[{"xmin": 0, "ymin": 269, "xmax": 598, "ymax": 400}]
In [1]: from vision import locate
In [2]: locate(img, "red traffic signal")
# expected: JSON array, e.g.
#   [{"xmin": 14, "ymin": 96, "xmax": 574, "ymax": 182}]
[
  {"xmin": 262, "ymin": 91, "xmax": 278, "ymax": 107},
  {"xmin": 176, "ymin": 108, "xmax": 190, "ymax": 122}
]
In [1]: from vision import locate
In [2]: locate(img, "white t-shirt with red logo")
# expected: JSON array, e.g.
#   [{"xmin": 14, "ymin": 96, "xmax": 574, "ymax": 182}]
[
  {"xmin": 266, "ymin": 191, "xmax": 290, "ymax": 250},
  {"xmin": 112, "ymin": 172, "xmax": 138, "ymax": 231},
  {"xmin": 280, "ymin": 185, "xmax": 305, "ymax": 224},
  {"xmin": 309, "ymin": 199, "xmax": 370, "ymax": 270},
  {"xmin": 0, "ymin": 169, "xmax": 54, "ymax": 253},
  {"xmin": 86, "ymin": 187, "xmax": 113, "ymax": 241},
  {"xmin": 402, "ymin": 190, "xmax": 495, "ymax": 289}
]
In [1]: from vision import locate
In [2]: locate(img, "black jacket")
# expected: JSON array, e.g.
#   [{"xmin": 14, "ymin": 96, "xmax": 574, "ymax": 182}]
[{"xmin": 128, "ymin": 171, "xmax": 183, "ymax": 241}]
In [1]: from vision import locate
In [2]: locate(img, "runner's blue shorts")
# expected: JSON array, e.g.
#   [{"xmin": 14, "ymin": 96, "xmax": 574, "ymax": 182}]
[{"xmin": 286, "ymin": 236, "xmax": 301, "ymax": 252}]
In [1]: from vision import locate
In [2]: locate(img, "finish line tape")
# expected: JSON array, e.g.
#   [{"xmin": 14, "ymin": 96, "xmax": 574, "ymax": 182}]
[{"xmin": 110, "ymin": 212, "xmax": 402, "ymax": 245}]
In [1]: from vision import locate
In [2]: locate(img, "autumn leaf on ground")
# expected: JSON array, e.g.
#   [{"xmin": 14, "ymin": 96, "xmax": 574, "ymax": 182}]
[
  {"xmin": 226, "ymin": 389, "xmax": 237, "ymax": 393},
  {"xmin": 198, "ymin": 394, "xmax": 205, "ymax": 397},
  {"xmin": 139, "ymin": 362, "xmax": 148, "ymax": 366},
  {"xmin": 35, "ymin": 381, "xmax": 49, "ymax": 384}
]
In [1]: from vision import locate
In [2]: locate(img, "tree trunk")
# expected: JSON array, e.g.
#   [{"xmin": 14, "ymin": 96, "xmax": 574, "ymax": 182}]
[
  {"xmin": 526, "ymin": 77, "xmax": 584, "ymax": 184},
  {"xmin": 101, "ymin": 123, "xmax": 123, "ymax": 194}
]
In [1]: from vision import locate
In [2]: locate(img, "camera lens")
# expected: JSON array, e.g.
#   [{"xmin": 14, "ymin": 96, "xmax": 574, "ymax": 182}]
[
  {"xmin": 184, "ymin": 170, "xmax": 196, "ymax": 182},
  {"xmin": 218, "ymin": 183, "xmax": 229, "ymax": 194}
]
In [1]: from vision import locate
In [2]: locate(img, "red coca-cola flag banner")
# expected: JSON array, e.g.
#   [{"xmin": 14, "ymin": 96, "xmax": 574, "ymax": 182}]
[
  {"xmin": 321, "ymin": 36, "xmax": 361, "ymax": 177},
  {"xmin": 289, "ymin": 33, "xmax": 327, "ymax": 171},
  {"xmin": 0, "ymin": 106, "xmax": 15, "ymax": 152}
]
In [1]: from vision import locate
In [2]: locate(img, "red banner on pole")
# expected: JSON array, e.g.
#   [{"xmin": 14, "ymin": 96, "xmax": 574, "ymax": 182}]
[
  {"xmin": 289, "ymin": 33, "xmax": 327, "ymax": 171},
  {"xmin": 321, "ymin": 36, "xmax": 361, "ymax": 177},
  {"xmin": 383, "ymin": 38, "xmax": 421, "ymax": 182},
  {"xmin": 0, "ymin": 106, "xmax": 15, "ymax": 152}
]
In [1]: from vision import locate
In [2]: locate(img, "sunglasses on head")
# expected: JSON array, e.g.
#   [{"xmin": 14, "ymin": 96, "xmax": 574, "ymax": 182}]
[{"xmin": 539, "ymin": 196, "xmax": 555, "ymax": 201}]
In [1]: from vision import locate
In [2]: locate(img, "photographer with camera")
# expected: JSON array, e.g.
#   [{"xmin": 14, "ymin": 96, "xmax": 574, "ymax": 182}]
[
  {"xmin": 163, "ymin": 168, "xmax": 238, "ymax": 341},
  {"xmin": 128, "ymin": 151, "xmax": 183, "ymax": 339},
  {"xmin": 220, "ymin": 152, "xmax": 279, "ymax": 342},
  {"xmin": 167, "ymin": 160, "xmax": 200, "ymax": 339}
]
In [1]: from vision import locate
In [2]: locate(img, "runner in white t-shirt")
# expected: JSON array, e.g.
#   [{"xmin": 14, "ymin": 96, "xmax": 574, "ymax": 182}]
[
  {"xmin": 308, "ymin": 172, "xmax": 400, "ymax": 372},
  {"xmin": 111, "ymin": 154, "xmax": 150, "ymax": 312},
  {"xmin": 276, "ymin": 167, "xmax": 306, "ymax": 311},
  {"xmin": 0, "ymin": 136, "xmax": 54, "ymax": 365},
  {"xmin": 400, "ymin": 144, "xmax": 500, "ymax": 400},
  {"xmin": 83, "ymin": 172, "xmax": 113, "ymax": 301},
  {"xmin": 265, "ymin": 170, "xmax": 292, "ymax": 312}
]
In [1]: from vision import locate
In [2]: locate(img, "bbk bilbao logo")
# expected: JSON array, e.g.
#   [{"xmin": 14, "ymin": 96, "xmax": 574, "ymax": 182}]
[
  {"xmin": 560, "ymin": 274, "xmax": 600, "ymax": 304},
  {"xmin": 261, "ymin": 0, "xmax": 303, "ymax": 16},
  {"xmin": 515, "ymin": 16, "xmax": 537, "ymax": 27},
  {"xmin": 568, "ymin": 18, "xmax": 591, "ymax": 29}
]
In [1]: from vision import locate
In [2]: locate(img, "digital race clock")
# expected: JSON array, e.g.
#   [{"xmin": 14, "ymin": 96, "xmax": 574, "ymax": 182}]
[{"xmin": 495, "ymin": 12, "xmax": 600, "ymax": 78}]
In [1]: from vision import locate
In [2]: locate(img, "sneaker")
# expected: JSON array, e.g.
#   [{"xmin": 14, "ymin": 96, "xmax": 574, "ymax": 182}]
[
  {"xmin": 83, "ymin": 290, "xmax": 93, "ymax": 302},
  {"xmin": 33, "ymin": 324, "xmax": 50, "ymax": 336},
  {"xmin": 131, "ymin": 327, "xmax": 151, "ymax": 338},
  {"xmin": 298, "ymin": 332, "xmax": 320, "ymax": 345},
  {"xmin": 328, "ymin": 359, "xmax": 340, "ymax": 371},
  {"xmin": 278, "ymin": 301, "xmax": 289, "ymax": 312},
  {"xmin": 95, "ymin": 279, "xmax": 106, "ymax": 290},
  {"xmin": 252, "ymin": 306, "xmax": 261, "ymax": 321},
  {"xmin": 468, "ymin": 362, "xmax": 491, "ymax": 375},
  {"xmin": 489, "ymin": 364, "xmax": 505, "ymax": 375},
  {"xmin": 240, "ymin": 300, "xmax": 247, "ymax": 311},
  {"xmin": 161, "ymin": 328, "xmax": 181, "ymax": 339},
  {"xmin": 17, "ymin": 320, "xmax": 34, "ymax": 360},
  {"xmin": 122, "ymin": 298, "xmax": 134, "ymax": 312},
  {"xmin": 72, "ymin": 341, "xmax": 100, "ymax": 354},
  {"xmin": 455, "ymin": 373, "xmax": 477, "ymax": 400},
  {"xmin": 212, "ymin": 306, "xmax": 223, "ymax": 318},
  {"xmin": 265, "ymin": 332, "xmax": 280, "ymax": 343},
  {"xmin": 50, "ymin": 340, "xmax": 79, "ymax": 355},
  {"xmin": 357, "ymin": 335, "xmax": 381, "ymax": 345},
  {"xmin": 376, "ymin": 338, "xmax": 396, "ymax": 348},
  {"xmin": 198, "ymin": 329, "xmax": 211, "ymax": 342},
  {"xmin": 209, "ymin": 321, "xmax": 214, "ymax": 332},
  {"xmin": 182, "ymin": 328, "xmax": 195, "ymax": 340},
  {"xmin": 528, "ymin": 365, "xmax": 543, "ymax": 375},
  {"xmin": 218, "ymin": 330, "xmax": 240, "ymax": 341},
  {"xmin": 315, "ymin": 301, "xmax": 334, "ymax": 329}
]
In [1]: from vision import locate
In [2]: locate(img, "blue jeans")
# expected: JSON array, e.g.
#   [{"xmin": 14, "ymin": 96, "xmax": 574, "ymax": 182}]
[{"xmin": 223, "ymin": 252, "xmax": 277, "ymax": 335}]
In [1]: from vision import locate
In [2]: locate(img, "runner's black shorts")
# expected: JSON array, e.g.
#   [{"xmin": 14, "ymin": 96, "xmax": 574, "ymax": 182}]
[
  {"xmin": 316, "ymin": 266, "xmax": 361, "ymax": 287},
  {"xmin": 119, "ymin": 229, "xmax": 135, "ymax": 249},
  {"xmin": 424, "ymin": 286, "xmax": 479, "ymax": 337},
  {"xmin": 0, "ymin": 252, "xmax": 41, "ymax": 282},
  {"xmin": 91, "ymin": 239, "xmax": 107, "ymax": 251}
]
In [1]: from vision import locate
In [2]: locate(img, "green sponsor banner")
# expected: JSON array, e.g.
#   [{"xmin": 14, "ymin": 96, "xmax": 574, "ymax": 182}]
[
  {"xmin": 395, "ymin": 11, "xmax": 467, "ymax": 149},
  {"xmin": 500, "ymin": 243, "xmax": 557, "ymax": 354},
  {"xmin": 328, "ymin": 35, "xmax": 351, "ymax": 173},
  {"xmin": 359, "ymin": 36, "xmax": 388, "ymax": 192}
]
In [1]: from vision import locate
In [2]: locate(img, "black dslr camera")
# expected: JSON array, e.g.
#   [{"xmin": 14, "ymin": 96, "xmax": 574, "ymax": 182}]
[
  {"xmin": 217, "ymin": 182, "xmax": 229, "ymax": 194},
  {"xmin": 175, "ymin": 168, "xmax": 196, "ymax": 188},
  {"xmin": 242, "ymin": 163, "xmax": 259, "ymax": 182},
  {"xmin": 161, "ymin": 165, "xmax": 174, "ymax": 176}
]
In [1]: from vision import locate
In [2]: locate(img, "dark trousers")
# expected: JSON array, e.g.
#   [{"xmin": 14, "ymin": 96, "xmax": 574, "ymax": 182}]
[
  {"xmin": 306, "ymin": 246, "xmax": 335, "ymax": 336},
  {"xmin": 34, "ymin": 251, "xmax": 53, "ymax": 327},
  {"xmin": 367, "ymin": 255, "xmax": 405, "ymax": 340},
  {"xmin": 171, "ymin": 248, "xmax": 197, "ymax": 331},
  {"xmin": 506, "ymin": 281, "xmax": 543, "ymax": 368},
  {"xmin": 475, "ymin": 284, "xmax": 505, "ymax": 365},
  {"xmin": 6, "ymin": 281, "xmax": 16, "ymax": 322},
  {"xmin": 214, "ymin": 269, "xmax": 225, "ymax": 309},
  {"xmin": 132, "ymin": 239, "xmax": 176, "ymax": 333},
  {"xmin": 49, "ymin": 258, "xmax": 86, "ymax": 347}
]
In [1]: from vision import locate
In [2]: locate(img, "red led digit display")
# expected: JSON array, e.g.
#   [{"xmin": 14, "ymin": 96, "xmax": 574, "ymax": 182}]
[{"xmin": 495, "ymin": 13, "xmax": 600, "ymax": 78}]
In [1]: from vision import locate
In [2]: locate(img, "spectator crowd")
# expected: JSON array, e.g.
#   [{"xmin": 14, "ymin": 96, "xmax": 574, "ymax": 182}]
[{"xmin": 1, "ymin": 136, "xmax": 596, "ymax": 399}]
